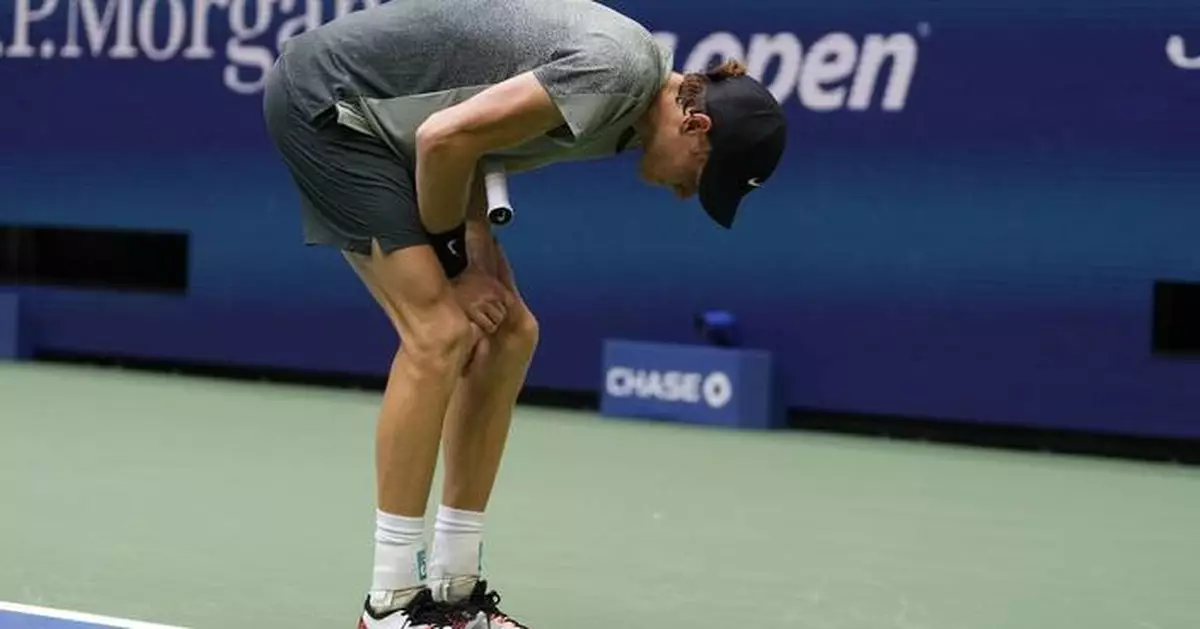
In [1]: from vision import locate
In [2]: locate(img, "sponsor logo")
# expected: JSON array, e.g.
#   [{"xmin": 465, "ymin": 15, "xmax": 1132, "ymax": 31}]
[
  {"xmin": 1167, "ymin": 35, "xmax": 1200, "ymax": 70},
  {"xmin": 605, "ymin": 367, "xmax": 733, "ymax": 409},
  {"xmin": 415, "ymin": 548, "xmax": 427, "ymax": 581},
  {"xmin": 0, "ymin": 0, "xmax": 382, "ymax": 94},
  {"xmin": 0, "ymin": 0, "xmax": 924, "ymax": 109},
  {"xmin": 654, "ymin": 26, "xmax": 926, "ymax": 112}
]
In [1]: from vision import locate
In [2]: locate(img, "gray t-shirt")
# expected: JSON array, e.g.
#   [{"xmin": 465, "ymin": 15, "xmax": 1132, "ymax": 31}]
[{"xmin": 279, "ymin": 0, "xmax": 673, "ymax": 172}]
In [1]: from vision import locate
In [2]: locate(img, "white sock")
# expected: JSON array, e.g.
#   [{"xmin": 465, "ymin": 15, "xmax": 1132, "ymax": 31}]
[
  {"xmin": 369, "ymin": 510, "xmax": 427, "ymax": 611},
  {"xmin": 429, "ymin": 505, "xmax": 485, "ymax": 602}
]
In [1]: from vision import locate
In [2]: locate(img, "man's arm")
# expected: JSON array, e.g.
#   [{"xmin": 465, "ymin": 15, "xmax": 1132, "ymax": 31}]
[
  {"xmin": 413, "ymin": 72, "xmax": 565, "ymax": 235},
  {"xmin": 463, "ymin": 165, "xmax": 503, "ymax": 280}
]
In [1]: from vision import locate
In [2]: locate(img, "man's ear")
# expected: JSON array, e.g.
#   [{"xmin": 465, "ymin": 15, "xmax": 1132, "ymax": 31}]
[{"xmin": 681, "ymin": 112, "xmax": 713, "ymax": 135}]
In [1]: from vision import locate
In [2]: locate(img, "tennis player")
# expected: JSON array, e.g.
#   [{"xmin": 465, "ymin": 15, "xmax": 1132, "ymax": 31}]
[{"xmin": 263, "ymin": 0, "xmax": 786, "ymax": 627}]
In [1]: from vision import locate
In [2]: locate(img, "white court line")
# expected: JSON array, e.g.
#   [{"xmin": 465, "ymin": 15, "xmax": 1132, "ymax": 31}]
[{"xmin": 0, "ymin": 601, "xmax": 188, "ymax": 629}]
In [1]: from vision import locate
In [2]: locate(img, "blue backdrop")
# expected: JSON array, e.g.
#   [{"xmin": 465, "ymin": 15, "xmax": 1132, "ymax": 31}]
[{"xmin": 3, "ymin": 0, "xmax": 1199, "ymax": 437}]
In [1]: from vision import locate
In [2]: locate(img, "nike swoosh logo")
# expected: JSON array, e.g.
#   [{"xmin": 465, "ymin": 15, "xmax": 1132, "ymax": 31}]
[{"xmin": 748, "ymin": 178, "xmax": 763, "ymax": 188}]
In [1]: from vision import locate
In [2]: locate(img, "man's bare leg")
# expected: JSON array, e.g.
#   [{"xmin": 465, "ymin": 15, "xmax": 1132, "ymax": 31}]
[
  {"xmin": 343, "ymin": 241, "xmax": 476, "ymax": 613},
  {"xmin": 430, "ymin": 233, "xmax": 539, "ymax": 604}
]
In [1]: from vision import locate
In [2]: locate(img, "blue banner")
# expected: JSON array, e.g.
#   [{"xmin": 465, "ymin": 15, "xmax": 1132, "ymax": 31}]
[
  {"xmin": 600, "ymin": 339, "xmax": 780, "ymax": 429},
  {"xmin": 2, "ymin": 0, "xmax": 1199, "ymax": 437},
  {"xmin": 0, "ymin": 294, "xmax": 25, "ymax": 360}
]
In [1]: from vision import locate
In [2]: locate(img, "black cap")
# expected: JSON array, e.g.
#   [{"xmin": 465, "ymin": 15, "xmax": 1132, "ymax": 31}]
[{"xmin": 697, "ymin": 74, "xmax": 788, "ymax": 228}]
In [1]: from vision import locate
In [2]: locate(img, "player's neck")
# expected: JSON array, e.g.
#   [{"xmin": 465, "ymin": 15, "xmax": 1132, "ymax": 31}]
[{"xmin": 633, "ymin": 72, "xmax": 685, "ymax": 146}]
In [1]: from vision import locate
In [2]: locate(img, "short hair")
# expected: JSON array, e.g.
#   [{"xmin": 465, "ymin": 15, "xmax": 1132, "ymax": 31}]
[{"xmin": 676, "ymin": 59, "xmax": 749, "ymax": 115}]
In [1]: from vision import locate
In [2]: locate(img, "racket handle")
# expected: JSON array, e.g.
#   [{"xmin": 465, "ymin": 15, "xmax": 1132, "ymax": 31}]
[{"xmin": 483, "ymin": 163, "xmax": 514, "ymax": 226}]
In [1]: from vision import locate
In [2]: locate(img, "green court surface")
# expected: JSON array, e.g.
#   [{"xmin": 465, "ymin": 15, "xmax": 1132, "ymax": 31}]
[{"xmin": 2, "ymin": 362, "xmax": 1199, "ymax": 629}]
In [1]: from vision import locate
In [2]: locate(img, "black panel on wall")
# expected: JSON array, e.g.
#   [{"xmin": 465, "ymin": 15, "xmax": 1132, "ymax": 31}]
[
  {"xmin": 0, "ymin": 225, "xmax": 188, "ymax": 294},
  {"xmin": 1152, "ymin": 280, "xmax": 1200, "ymax": 357}
]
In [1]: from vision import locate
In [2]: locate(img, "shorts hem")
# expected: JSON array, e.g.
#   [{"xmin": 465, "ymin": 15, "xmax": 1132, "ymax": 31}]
[{"xmin": 304, "ymin": 235, "xmax": 427, "ymax": 256}]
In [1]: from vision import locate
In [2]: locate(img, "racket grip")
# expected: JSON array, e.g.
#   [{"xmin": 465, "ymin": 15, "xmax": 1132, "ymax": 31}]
[{"xmin": 483, "ymin": 163, "xmax": 514, "ymax": 226}]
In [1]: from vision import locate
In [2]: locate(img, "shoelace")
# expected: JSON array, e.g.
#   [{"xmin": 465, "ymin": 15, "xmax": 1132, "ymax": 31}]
[
  {"xmin": 468, "ymin": 589, "xmax": 530, "ymax": 629},
  {"xmin": 406, "ymin": 591, "xmax": 477, "ymax": 628}
]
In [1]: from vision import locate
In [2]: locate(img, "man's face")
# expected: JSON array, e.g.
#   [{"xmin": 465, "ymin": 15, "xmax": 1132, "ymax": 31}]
[{"xmin": 638, "ymin": 112, "xmax": 712, "ymax": 200}]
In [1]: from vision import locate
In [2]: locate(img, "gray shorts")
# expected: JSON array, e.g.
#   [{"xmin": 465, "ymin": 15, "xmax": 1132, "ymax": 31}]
[{"xmin": 263, "ymin": 55, "xmax": 425, "ymax": 256}]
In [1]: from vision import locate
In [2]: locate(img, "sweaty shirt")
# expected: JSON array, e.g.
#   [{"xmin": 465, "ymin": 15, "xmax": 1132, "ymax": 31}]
[{"xmin": 279, "ymin": 0, "xmax": 673, "ymax": 173}]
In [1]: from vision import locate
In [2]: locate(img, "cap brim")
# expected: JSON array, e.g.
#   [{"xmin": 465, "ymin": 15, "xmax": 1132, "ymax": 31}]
[{"xmin": 698, "ymin": 153, "xmax": 746, "ymax": 229}]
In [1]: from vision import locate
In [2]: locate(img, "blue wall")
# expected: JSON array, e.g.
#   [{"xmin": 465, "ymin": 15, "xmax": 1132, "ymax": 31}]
[{"xmin": 2, "ymin": 0, "xmax": 1199, "ymax": 437}]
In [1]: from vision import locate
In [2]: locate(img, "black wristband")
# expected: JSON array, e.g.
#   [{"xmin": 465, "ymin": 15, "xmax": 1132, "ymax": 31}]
[{"xmin": 427, "ymin": 222, "xmax": 468, "ymax": 279}]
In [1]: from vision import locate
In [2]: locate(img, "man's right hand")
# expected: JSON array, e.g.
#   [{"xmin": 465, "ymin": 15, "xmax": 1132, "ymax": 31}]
[{"xmin": 451, "ymin": 266, "xmax": 510, "ymax": 335}]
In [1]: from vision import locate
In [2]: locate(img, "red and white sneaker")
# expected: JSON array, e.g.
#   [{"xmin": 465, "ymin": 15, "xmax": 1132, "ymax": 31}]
[
  {"xmin": 358, "ymin": 588, "xmax": 484, "ymax": 629},
  {"xmin": 462, "ymin": 580, "xmax": 530, "ymax": 629}
]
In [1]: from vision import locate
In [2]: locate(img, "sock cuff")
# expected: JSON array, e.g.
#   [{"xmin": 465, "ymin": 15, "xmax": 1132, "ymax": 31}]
[
  {"xmin": 435, "ymin": 505, "xmax": 485, "ymax": 532},
  {"xmin": 376, "ymin": 509, "xmax": 425, "ymax": 545}
]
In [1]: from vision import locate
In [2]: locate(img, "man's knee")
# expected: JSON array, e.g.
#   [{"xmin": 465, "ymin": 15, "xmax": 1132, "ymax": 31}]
[
  {"xmin": 402, "ymin": 304, "xmax": 475, "ymax": 377},
  {"xmin": 496, "ymin": 303, "xmax": 539, "ymax": 362}
]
